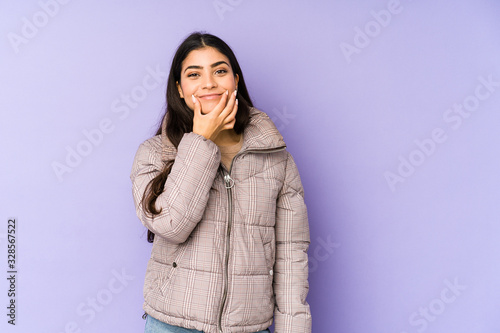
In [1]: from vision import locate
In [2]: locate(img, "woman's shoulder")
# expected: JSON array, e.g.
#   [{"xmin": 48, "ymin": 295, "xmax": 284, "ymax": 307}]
[
  {"xmin": 246, "ymin": 107, "xmax": 287, "ymax": 148},
  {"xmin": 248, "ymin": 107, "xmax": 281, "ymax": 133},
  {"xmin": 133, "ymin": 135, "xmax": 163, "ymax": 162},
  {"xmin": 130, "ymin": 135, "xmax": 164, "ymax": 178},
  {"xmin": 137, "ymin": 134, "xmax": 162, "ymax": 151},
  {"xmin": 248, "ymin": 106, "xmax": 270, "ymax": 120}
]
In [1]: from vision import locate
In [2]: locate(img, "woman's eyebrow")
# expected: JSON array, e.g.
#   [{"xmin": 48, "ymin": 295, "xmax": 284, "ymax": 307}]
[
  {"xmin": 184, "ymin": 61, "xmax": 230, "ymax": 73},
  {"xmin": 211, "ymin": 61, "xmax": 229, "ymax": 68}
]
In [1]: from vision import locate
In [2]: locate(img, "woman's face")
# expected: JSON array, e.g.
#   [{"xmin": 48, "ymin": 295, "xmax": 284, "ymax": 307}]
[{"xmin": 177, "ymin": 47, "xmax": 239, "ymax": 114}]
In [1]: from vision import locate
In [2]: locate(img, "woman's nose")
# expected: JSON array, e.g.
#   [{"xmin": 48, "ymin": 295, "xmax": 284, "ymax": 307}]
[{"xmin": 202, "ymin": 75, "xmax": 217, "ymax": 89}]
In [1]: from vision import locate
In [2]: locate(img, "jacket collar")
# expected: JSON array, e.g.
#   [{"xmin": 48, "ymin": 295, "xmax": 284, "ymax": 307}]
[
  {"xmin": 241, "ymin": 107, "xmax": 287, "ymax": 152},
  {"xmin": 160, "ymin": 107, "xmax": 286, "ymax": 162}
]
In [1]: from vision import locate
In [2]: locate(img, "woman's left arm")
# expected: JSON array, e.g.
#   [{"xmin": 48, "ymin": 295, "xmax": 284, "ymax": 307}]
[{"xmin": 273, "ymin": 152, "xmax": 312, "ymax": 333}]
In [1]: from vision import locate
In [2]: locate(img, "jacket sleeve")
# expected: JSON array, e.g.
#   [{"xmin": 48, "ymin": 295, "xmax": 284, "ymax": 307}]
[
  {"xmin": 130, "ymin": 132, "xmax": 221, "ymax": 244},
  {"xmin": 273, "ymin": 152, "xmax": 312, "ymax": 332}
]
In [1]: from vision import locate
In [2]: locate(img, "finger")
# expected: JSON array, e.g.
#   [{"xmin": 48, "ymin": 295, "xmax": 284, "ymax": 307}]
[
  {"xmin": 192, "ymin": 94, "xmax": 202, "ymax": 117},
  {"xmin": 219, "ymin": 90, "xmax": 237, "ymax": 120},
  {"xmin": 220, "ymin": 103, "xmax": 237, "ymax": 133},
  {"xmin": 210, "ymin": 90, "xmax": 229, "ymax": 117},
  {"xmin": 224, "ymin": 97, "xmax": 238, "ymax": 123},
  {"xmin": 222, "ymin": 117, "xmax": 236, "ymax": 130}
]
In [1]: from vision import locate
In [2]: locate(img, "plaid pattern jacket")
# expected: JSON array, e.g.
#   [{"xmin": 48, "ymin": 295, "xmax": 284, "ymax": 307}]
[{"xmin": 131, "ymin": 108, "xmax": 311, "ymax": 332}]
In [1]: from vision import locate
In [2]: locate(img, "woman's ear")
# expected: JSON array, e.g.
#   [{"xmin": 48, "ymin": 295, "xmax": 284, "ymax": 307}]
[
  {"xmin": 176, "ymin": 81, "xmax": 184, "ymax": 98},
  {"xmin": 235, "ymin": 74, "xmax": 239, "ymax": 89}
]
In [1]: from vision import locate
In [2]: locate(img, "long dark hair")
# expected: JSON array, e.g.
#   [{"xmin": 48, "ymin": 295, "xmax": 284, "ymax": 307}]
[{"xmin": 143, "ymin": 32, "xmax": 253, "ymax": 243}]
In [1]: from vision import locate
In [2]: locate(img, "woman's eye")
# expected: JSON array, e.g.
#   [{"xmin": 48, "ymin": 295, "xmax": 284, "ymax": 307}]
[
  {"xmin": 187, "ymin": 73, "xmax": 199, "ymax": 78},
  {"xmin": 215, "ymin": 69, "xmax": 227, "ymax": 75}
]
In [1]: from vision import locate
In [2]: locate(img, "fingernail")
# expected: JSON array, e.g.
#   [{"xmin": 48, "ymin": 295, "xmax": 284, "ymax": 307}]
[
  {"xmin": 191, "ymin": 95, "xmax": 196, "ymax": 103},
  {"xmin": 226, "ymin": 90, "xmax": 229, "ymax": 95},
  {"xmin": 233, "ymin": 90, "xmax": 237, "ymax": 96},
  {"xmin": 236, "ymin": 98, "xmax": 238, "ymax": 105}
]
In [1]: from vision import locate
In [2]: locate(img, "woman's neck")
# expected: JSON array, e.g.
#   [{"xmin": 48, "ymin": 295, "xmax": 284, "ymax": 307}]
[{"xmin": 212, "ymin": 129, "xmax": 241, "ymax": 147}]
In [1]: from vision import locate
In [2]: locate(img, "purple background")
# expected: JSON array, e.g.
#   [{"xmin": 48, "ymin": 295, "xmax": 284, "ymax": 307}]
[{"xmin": 2, "ymin": 0, "xmax": 500, "ymax": 332}]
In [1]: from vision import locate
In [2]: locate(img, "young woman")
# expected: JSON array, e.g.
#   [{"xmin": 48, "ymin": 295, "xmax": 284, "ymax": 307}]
[{"xmin": 130, "ymin": 32, "xmax": 312, "ymax": 333}]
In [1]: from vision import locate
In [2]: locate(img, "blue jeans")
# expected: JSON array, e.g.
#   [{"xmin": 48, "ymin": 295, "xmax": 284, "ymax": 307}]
[{"xmin": 145, "ymin": 314, "xmax": 271, "ymax": 333}]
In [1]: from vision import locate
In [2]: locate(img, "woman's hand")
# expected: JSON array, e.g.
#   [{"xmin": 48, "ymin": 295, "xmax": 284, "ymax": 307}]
[{"xmin": 192, "ymin": 90, "xmax": 238, "ymax": 141}]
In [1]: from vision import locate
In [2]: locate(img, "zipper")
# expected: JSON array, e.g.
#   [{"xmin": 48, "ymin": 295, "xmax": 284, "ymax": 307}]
[
  {"xmin": 216, "ymin": 145, "xmax": 286, "ymax": 333},
  {"xmin": 218, "ymin": 169, "xmax": 234, "ymax": 333}
]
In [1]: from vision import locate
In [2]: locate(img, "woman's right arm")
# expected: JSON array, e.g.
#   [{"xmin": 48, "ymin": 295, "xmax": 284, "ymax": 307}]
[{"xmin": 130, "ymin": 133, "xmax": 221, "ymax": 244}]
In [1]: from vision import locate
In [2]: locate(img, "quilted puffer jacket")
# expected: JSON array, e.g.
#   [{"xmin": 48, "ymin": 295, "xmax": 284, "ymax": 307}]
[{"xmin": 130, "ymin": 108, "xmax": 311, "ymax": 332}]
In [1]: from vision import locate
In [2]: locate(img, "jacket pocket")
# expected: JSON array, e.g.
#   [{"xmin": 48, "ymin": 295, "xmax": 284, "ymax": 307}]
[
  {"xmin": 263, "ymin": 241, "xmax": 275, "ymax": 271},
  {"xmin": 158, "ymin": 242, "xmax": 189, "ymax": 296},
  {"xmin": 262, "ymin": 230, "xmax": 276, "ymax": 311},
  {"xmin": 261, "ymin": 227, "xmax": 276, "ymax": 272},
  {"xmin": 158, "ymin": 264, "xmax": 176, "ymax": 296},
  {"xmin": 144, "ymin": 259, "xmax": 165, "ymax": 300}
]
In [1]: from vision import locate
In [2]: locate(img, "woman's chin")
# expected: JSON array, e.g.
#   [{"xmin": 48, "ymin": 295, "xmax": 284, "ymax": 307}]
[{"xmin": 200, "ymin": 101, "xmax": 218, "ymax": 114}]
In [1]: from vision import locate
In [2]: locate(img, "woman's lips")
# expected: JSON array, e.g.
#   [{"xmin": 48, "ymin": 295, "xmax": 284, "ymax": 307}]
[{"xmin": 198, "ymin": 93, "xmax": 222, "ymax": 100}]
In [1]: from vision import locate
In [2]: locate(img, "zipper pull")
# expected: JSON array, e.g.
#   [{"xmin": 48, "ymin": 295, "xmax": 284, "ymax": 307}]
[{"xmin": 224, "ymin": 174, "xmax": 234, "ymax": 189}]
